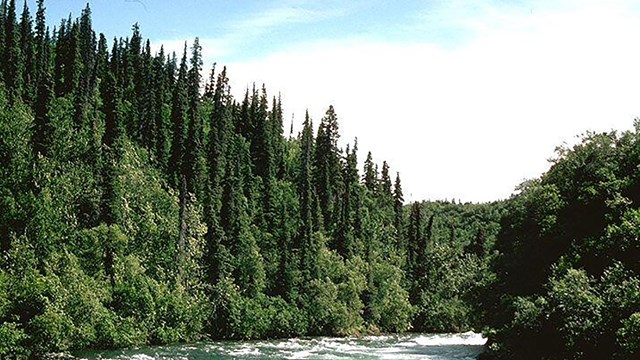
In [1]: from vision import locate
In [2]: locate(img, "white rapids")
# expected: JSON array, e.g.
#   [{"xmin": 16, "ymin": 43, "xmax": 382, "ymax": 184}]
[{"xmin": 74, "ymin": 332, "xmax": 488, "ymax": 359}]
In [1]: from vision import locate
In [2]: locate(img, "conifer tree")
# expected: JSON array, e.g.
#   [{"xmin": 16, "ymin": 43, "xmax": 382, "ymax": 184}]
[
  {"xmin": 152, "ymin": 46, "xmax": 168, "ymax": 168},
  {"xmin": 168, "ymin": 43, "xmax": 188, "ymax": 187},
  {"xmin": 380, "ymin": 161, "xmax": 392, "ymax": 198},
  {"xmin": 19, "ymin": 1, "xmax": 34, "ymax": 103},
  {"xmin": 62, "ymin": 17, "xmax": 80, "ymax": 98},
  {"xmin": 33, "ymin": 31, "xmax": 52, "ymax": 157},
  {"xmin": 206, "ymin": 65, "xmax": 230, "ymax": 194},
  {"xmin": 270, "ymin": 95, "xmax": 285, "ymax": 178},
  {"xmin": 205, "ymin": 79, "xmax": 233, "ymax": 285},
  {"xmin": 94, "ymin": 33, "xmax": 108, "ymax": 95},
  {"xmin": 393, "ymin": 172, "xmax": 404, "ymax": 247},
  {"xmin": 298, "ymin": 111, "xmax": 316, "ymax": 281},
  {"xmin": 363, "ymin": 151, "xmax": 377, "ymax": 192},
  {"xmin": 314, "ymin": 105, "xmax": 341, "ymax": 229},
  {"xmin": 406, "ymin": 202, "xmax": 422, "ymax": 291},
  {"xmin": 221, "ymin": 135, "xmax": 266, "ymax": 296},
  {"xmin": 184, "ymin": 37, "xmax": 205, "ymax": 199},
  {"xmin": 3, "ymin": 0, "xmax": 21, "ymax": 99},
  {"xmin": 53, "ymin": 19, "xmax": 65, "ymax": 96},
  {"xmin": 34, "ymin": 0, "xmax": 46, "ymax": 79},
  {"xmin": 138, "ymin": 39, "xmax": 154, "ymax": 150},
  {"xmin": 73, "ymin": 3, "xmax": 95, "ymax": 126},
  {"xmin": 251, "ymin": 85, "xmax": 273, "ymax": 180},
  {"xmin": 335, "ymin": 141, "xmax": 360, "ymax": 258}
]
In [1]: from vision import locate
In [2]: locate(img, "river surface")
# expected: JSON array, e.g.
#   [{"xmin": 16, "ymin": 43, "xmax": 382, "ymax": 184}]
[{"xmin": 74, "ymin": 332, "xmax": 486, "ymax": 359}]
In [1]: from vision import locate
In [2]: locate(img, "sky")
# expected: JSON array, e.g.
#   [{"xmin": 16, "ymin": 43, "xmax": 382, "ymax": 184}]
[{"xmin": 31, "ymin": 0, "xmax": 640, "ymax": 203}]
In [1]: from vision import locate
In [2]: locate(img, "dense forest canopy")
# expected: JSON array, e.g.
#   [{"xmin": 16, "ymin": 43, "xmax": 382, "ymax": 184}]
[
  {"xmin": 0, "ymin": 1, "xmax": 497, "ymax": 357},
  {"xmin": 0, "ymin": 1, "xmax": 639, "ymax": 359}
]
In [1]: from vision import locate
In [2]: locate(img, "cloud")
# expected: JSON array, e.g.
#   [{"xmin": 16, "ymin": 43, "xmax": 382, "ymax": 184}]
[
  {"xmin": 221, "ymin": 1, "xmax": 640, "ymax": 203},
  {"xmin": 153, "ymin": 1, "xmax": 350, "ymax": 64},
  {"xmin": 228, "ymin": 5, "xmax": 347, "ymax": 36}
]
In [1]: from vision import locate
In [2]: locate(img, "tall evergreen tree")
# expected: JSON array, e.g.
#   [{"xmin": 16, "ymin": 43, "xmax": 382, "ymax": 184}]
[
  {"xmin": 406, "ymin": 202, "xmax": 422, "ymax": 291},
  {"xmin": 335, "ymin": 141, "xmax": 360, "ymax": 258},
  {"xmin": 34, "ymin": 0, "xmax": 46, "ymax": 78},
  {"xmin": 167, "ymin": 43, "xmax": 188, "ymax": 187},
  {"xmin": 33, "ymin": 30, "xmax": 52, "ymax": 157},
  {"xmin": 220, "ymin": 135, "xmax": 266, "ymax": 296},
  {"xmin": 314, "ymin": 105, "xmax": 342, "ymax": 230},
  {"xmin": 393, "ymin": 172, "xmax": 404, "ymax": 247},
  {"xmin": 152, "ymin": 45, "xmax": 168, "ymax": 168},
  {"xmin": 19, "ymin": 1, "xmax": 34, "ymax": 103},
  {"xmin": 380, "ymin": 161, "xmax": 392, "ymax": 198},
  {"xmin": 251, "ymin": 85, "xmax": 273, "ymax": 180},
  {"xmin": 363, "ymin": 151, "xmax": 377, "ymax": 192},
  {"xmin": 298, "ymin": 111, "xmax": 316, "ymax": 281},
  {"xmin": 73, "ymin": 3, "xmax": 96, "ymax": 127},
  {"xmin": 3, "ymin": 0, "xmax": 21, "ymax": 99},
  {"xmin": 184, "ymin": 37, "xmax": 205, "ymax": 198},
  {"xmin": 62, "ymin": 17, "xmax": 79, "ymax": 98}
]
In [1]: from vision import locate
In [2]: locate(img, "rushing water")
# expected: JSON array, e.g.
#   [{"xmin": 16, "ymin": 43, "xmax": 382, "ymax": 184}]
[{"xmin": 74, "ymin": 332, "xmax": 486, "ymax": 359}]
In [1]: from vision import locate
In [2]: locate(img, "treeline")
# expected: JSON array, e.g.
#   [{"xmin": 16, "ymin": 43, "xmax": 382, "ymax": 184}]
[
  {"xmin": 481, "ymin": 127, "xmax": 640, "ymax": 360},
  {"xmin": 0, "ymin": 1, "xmax": 496, "ymax": 357}
]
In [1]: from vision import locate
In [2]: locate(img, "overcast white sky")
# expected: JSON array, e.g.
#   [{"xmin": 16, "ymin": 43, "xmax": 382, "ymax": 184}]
[{"xmin": 43, "ymin": 0, "xmax": 640, "ymax": 203}]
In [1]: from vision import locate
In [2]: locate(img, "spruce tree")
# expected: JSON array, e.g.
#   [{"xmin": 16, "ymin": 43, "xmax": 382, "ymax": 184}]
[
  {"xmin": 406, "ymin": 202, "xmax": 422, "ymax": 294},
  {"xmin": 62, "ymin": 17, "xmax": 79, "ymax": 98},
  {"xmin": 298, "ymin": 111, "xmax": 316, "ymax": 282},
  {"xmin": 152, "ymin": 46, "xmax": 168, "ymax": 168},
  {"xmin": 313, "ymin": 105, "xmax": 341, "ymax": 230},
  {"xmin": 167, "ymin": 43, "xmax": 188, "ymax": 187},
  {"xmin": 363, "ymin": 151, "xmax": 377, "ymax": 191},
  {"xmin": 380, "ymin": 161, "xmax": 392, "ymax": 198},
  {"xmin": 33, "ymin": 33, "xmax": 52, "ymax": 157},
  {"xmin": 393, "ymin": 172, "xmax": 404, "ymax": 247},
  {"xmin": 335, "ymin": 141, "xmax": 360, "ymax": 258},
  {"xmin": 34, "ymin": 0, "xmax": 46, "ymax": 80},
  {"xmin": 3, "ymin": 0, "xmax": 21, "ymax": 99},
  {"xmin": 139, "ymin": 39, "xmax": 155, "ymax": 151},
  {"xmin": 184, "ymin": 37, "xmax": 205, "ymax": 198},
  {"xmin": 221, "ymin": 135, "xmax": 266, "ymax": 296},
  {"xmin": 251, "ymin": 85, "xmax": 273, "ymax": 180},
  {"xmin": 19, "ymin": 1, "xmax": 34, "ymax": 103},
  {"xmin": 73, "ymin": 3, "xmax": 95, "ymax": 126},
  {"xmin": 53, "ymin": 19, "xmax": 65, "ymax": 96}
]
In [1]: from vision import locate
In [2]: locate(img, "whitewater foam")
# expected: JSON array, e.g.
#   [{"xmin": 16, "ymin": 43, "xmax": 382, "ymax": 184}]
[{"xmin": 413, "ymin": 331, "xmax": 487, "ymax": 346}]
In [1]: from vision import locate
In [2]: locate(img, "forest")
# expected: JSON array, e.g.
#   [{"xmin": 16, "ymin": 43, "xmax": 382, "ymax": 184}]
[{"xmin": 0, "ymin": 1, "xmax": 638, "ymax": 359}]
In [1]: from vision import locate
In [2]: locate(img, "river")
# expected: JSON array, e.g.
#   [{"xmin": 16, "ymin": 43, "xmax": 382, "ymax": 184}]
[{"xmin": 73, "ymin": 332, "xmax": 486, "ymax": 359}]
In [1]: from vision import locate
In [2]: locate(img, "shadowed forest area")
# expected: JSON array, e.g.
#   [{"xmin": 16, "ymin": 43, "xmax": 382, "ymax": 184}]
[{"xmin": 0, "ymin": 1, "xmax": 639, "ymax": 359}]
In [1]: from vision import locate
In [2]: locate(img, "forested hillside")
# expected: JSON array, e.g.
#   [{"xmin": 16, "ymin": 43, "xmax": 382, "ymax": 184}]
[
  {"xmin": 2, "ymin": 1, "xmax": 639, "ymax": 359},
  {"xmin": 0, "ymin": 1, "xmax": 498, "ymax": 357}
]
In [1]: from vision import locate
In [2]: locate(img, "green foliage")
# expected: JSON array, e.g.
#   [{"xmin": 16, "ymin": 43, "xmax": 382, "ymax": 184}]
[
  {"xmin": 486, "ymin": 127, "xmax": 640, "ymax": 360},
  {"xmin": 547, "ymin": 268, "xmax": 604, "ymax": 359},
  {"xmin": 369, "ymin": 261, "xmax": 413, "ymax": 332},
  {"xmin": 0, "ymin": 322, "xmax": 29, "ymax": 358},
  {"xmin": 617, "ymin": 313, "xmax": 640, "ymax": 358},
  {"xmin": 6, "ymin": 3, "xmax": 640, "ymax": 360}
]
